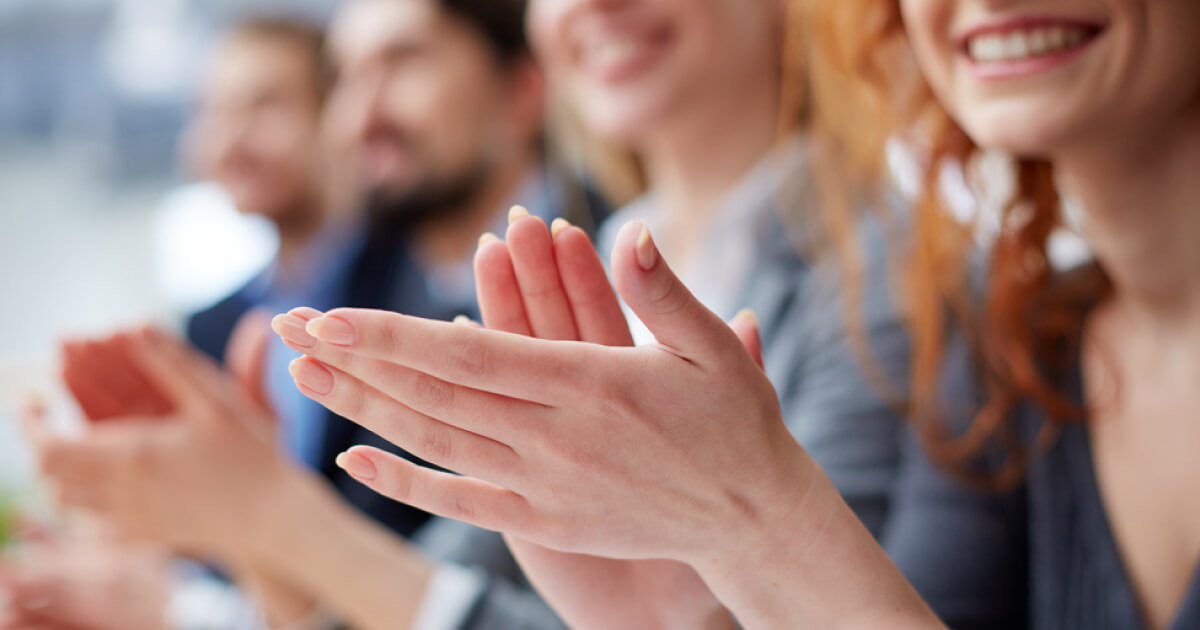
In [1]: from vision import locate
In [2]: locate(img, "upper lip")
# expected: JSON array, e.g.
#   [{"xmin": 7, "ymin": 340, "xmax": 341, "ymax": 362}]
[{"xmin": 956, "ymin": 16, "xmax": 1106, "ymax": 51}]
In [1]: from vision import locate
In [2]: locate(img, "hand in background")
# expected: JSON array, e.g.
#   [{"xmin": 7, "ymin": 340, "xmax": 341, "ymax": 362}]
[
  {"xmin": 29, "ymin": 315, "xmax": 294, "ymax": 558},
  {"xmin": 0, "ymin": 522, "xmax": 169, "ymax": 630}
]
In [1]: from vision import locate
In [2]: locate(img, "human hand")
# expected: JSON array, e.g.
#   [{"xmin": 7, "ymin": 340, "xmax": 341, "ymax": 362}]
[
  {"xmin": 471, "ymin": 211, "xmax": 740, "ymax": 628},
  {"xmin": 271, "ymin": 220, "xmax": 804, "ymax": 574},
  {"xmin": 30, "ymin": 322, "xmax": 299, "ymax": 558},
  {"xmin": 0, "ymin": 523, "xmax": 169, "ymax": 630}
]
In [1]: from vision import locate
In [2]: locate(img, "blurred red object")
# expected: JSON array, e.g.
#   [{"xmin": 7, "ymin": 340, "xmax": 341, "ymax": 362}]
[{"xmin": 60, "ymin": 334, "xmax": 175, "ymax": 422}]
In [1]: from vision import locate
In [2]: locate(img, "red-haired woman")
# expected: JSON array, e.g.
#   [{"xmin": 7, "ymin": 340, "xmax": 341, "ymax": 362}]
[{"xmin": 270, "ymin": 0, "xmax": 1200, "ymax": 627}]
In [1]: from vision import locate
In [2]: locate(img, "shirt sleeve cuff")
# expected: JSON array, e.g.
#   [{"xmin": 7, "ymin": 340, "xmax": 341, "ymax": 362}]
[{"xmin": 410, "ymin": 563, "xmax": 488, "ymax": 630}]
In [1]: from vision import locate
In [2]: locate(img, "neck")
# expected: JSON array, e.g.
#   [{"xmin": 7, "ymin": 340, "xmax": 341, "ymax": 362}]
[
  {"xmin": 414, "ymin": 149, "xmax": 539, "ymax": 268},
  {"xmin": 1058, "ymin": 105, "xmax": 1200, "ymax": 335},
  {"xmin": 639, "ymin": 74, "xmax": 781, "ymax": 228},
  {"xmin": 273, "ymin": 195, "xmax": 328, "ymax": 273}
]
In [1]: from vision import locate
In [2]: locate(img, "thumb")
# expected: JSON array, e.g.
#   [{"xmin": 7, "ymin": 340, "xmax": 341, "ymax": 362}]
[
  {"xmin": 610, "ymin": 222, "xmax": 741, "ymax": 359},
  {"xmin": 226, "ymin": 310, "xmax": 274, "ymax": 412},
  {"xmin": 728, "ymin": 310, "xmax": 764, "ymax": 371}
]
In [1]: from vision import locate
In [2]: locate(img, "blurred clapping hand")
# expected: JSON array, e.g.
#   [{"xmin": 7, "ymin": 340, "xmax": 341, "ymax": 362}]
[
  {"xmin": 25, "ymin": 313, "xmax": 296, "ymax": 558},
  {"xmin": 0, "ymin": 519, "xmax": 170, "ymax": 630}
]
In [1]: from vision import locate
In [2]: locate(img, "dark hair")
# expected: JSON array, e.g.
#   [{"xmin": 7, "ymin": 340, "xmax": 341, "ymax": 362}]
[
  {"xmin": 226, "ymin": 16, "xmax": 333, "ymax": 103},
  {"xmin": 439, "ymin": 0, "xmax": 531, "ymax": 64}
]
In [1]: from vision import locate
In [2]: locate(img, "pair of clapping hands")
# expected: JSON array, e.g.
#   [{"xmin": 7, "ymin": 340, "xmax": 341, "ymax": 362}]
[{"xmin": 272, "ymin": 212, "xmax": 824, "ymax": 628}]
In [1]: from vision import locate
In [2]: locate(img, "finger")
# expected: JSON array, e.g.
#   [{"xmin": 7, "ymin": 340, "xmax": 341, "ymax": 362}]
[
  {"xmin": 610, "ymin": 222, "xmax": 744, "ymax": 361},
  {"xmin": 728, "ymin": 310, "xmax": 765, "ymax": 371},
  {"xmin": 278, "ymin": 314, "xmax": 549, "ymax": 442},
  {"xmin": 225, "ymin": 309, "xmax": 274, "ymax": 411},
  {"xmin": 289, "ymin": 357, "xmax": 524, "ymax": 481},
  {"xmin": 59, "ymin": 342, "xmax": 125, "ymax": 421},
  {"xmin": 286, "ymin": 348, "xmax": 544, "ymax": 443},
  {"xmin": 553, "ymin": 224, "xmax": 634, "ymax": 347},
  {"xmin": 292, "ymin": 309, "xmax": 592, "ymax": 404},
  {"xmin": 337, "ymin": 445, "xmax": 531, "ymax": 534},
  {"xmin": 505, "ymin": 212, "xmax": 580, "ymax": 340},
  {"xmin": 50, "ymin": 482, "xmax": 109, "ymax": 514},
  {"xmin": 474, "ymin": 235, "xmax": 533, "ymax": 336},
  {"xmin": 125, "ymin": 328, "xmax": 232, "ymax": 417}
]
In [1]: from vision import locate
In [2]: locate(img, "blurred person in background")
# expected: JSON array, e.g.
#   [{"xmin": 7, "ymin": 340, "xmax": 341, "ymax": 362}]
[
  {"xmin": 3, "ymin": 15, "xmax": 348, "ymax": 630},
  {"xmin": 12, "ymin": 0, "xmax": 604, "ymax": 629}
]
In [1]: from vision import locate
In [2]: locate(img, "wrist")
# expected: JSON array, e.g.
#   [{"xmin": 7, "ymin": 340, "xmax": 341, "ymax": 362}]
[
  {"xmin": 693, "ymin": 442, "xmax": 940, "ymax": 629},
  {"xmin": 234, "ymin": 460, "xmax": 324, "ymax": 563}
]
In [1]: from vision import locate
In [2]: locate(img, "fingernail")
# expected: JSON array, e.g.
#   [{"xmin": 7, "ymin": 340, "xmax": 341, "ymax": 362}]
[
  {"xmin": 272, "ymin": 314, "xmax": 316, "ymax": 348},
  {"xmin": 508, "ymin": 205, "xmax": 530, "ymax": 224},
  {"xmin": 636, "ymin": 223, "xmax": 658, "ymax": 271},
  {"xmin": 453, "ymin": 315, "xmax": 473, "ymax": 326},
  {"xmin": 478, "ymin": 232, "xmax": 500, "ymax": 248},
  {"xmin": 289, "ymin": 358, "xmax": 334, "ymax": 396},
  {"xmin": 735, "ymin": 309, "xmax": 758, "ymax": 326},
  {"xmin": 337, "ymin": 451, "xmax": 377, "ymax": 481},
  {"xmin": 551, "ymin": 218, "xmax": 571, "ymax": 238},
  {"xmin": 306, "ymin": 316, "xmax": 356, "ymax": 346}
]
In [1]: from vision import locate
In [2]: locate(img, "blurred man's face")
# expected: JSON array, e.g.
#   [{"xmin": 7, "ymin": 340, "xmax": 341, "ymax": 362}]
[
  {"xmin": 326, "ymin": 0, "xmax": 523, "ymax": 222},
  {"xmin": 186, "ymin": 34, "xmax": 325, "ymax": 220}
]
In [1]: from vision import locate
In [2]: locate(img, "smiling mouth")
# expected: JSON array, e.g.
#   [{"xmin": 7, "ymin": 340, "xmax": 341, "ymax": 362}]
[{"xmin": 964, "ymin": 22, "xmax": 1104, "ymax": 64}]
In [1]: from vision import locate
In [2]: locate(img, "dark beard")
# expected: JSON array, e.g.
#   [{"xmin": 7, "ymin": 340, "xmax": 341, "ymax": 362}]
[{"xmin": 365, "ymin": 161, "xmax": 493, "ymax": 246}]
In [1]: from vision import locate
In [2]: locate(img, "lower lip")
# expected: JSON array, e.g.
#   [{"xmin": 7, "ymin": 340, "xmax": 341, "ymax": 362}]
[{"xmin": 967, "ymin": 37, "xmax": 1098, "ymax": 80}]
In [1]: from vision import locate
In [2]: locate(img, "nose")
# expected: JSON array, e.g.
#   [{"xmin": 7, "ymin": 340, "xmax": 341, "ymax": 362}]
[
  {"xmin": 211, "ymin": 117, "xmax": 254, "ymax": 171},
  {"xmin": 335, "ymin": 71, "xmax": 391, "ymax": 146}
]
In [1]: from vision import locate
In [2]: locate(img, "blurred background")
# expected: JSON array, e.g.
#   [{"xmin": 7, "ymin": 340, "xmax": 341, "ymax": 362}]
[{"xmin": 0, "ymin": 0, "xmax": 339, "ymax": 505}]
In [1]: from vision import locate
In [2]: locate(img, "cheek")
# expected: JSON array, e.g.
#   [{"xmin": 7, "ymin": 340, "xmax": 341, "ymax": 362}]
[
  {"xmin": 527, "ymin": 0, "xmax": 566, "ymax": 64},
  {"xmin": 899, "ymin": 0, "xmax": 958, "ymax": 111}
]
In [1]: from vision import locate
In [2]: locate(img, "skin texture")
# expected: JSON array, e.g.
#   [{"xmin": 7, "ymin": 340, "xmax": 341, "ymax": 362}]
[{"xmin": 274, "ymin": 220, "xmax": 939, "ymax": 629}]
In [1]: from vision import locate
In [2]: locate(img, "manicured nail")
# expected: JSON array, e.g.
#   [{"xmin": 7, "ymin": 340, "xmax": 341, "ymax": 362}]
[
  {"xmin": 306, "ymin": 316, "xmax": 356, "ymax": 346},
  {"xmin": 337, "ymin": 451, "xmax": 377, "ymax": 481},
  {"xmin": 478, "ymin": 232, "xmax": 500, "ymax": 248},
  {"xmin": 636, "ymin": 223, "xmax": 658, "ymax": 271},
  {"xmin": 289, "ymin": 358, "xmax": 334, "ymax": 396},
  {"xmin": 508, "ymin": 205, "xmax": 530, "ymax": 224},
  {"xmin": 272, "ymin": 314, "xmax": 316, "ymax": 348},
  {"xmin": 734, "ymin": 309, "xmax": 758, "ymax": 326},
  {"xmin": 551, "ymin": 218, "xmax": 571, "ymax": 238}
]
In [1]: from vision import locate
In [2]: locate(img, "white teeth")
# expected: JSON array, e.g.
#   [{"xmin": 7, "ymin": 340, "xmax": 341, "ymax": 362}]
[
  {"xmin": 585, "ymin": 37, "xmax": 645, "ymax": 70},
  {"xmin": 967, "ymin": 25, "xmax": 1092, "ymax": 63}
]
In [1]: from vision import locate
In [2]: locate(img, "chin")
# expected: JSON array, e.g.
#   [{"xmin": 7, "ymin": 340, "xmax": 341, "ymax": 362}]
[
  {"xmin": 957, "ymin": 104, "xmax": 1085, "ymax": 160},
  {"xmin": 578, "ymin": 98, "xmax": 674, "ymax": 148}
]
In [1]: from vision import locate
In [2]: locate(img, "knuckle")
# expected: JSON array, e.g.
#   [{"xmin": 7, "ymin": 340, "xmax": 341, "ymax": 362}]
[
  {"xmin": 645, "ymin": 278, "xmax": 690, "ymax": 316},
  {"xmin": 409, "ymin": 371, "xmax": 455, "ymax": 412},
  {"xmin": 417, "ymin": 424, "xmax": 454, "ymax": 463},
  {"xmin": 450, "ymin": 338, "xmax": 490, "ymax": 379},
  {"xmin": 341, "ymin": 383, "xmax": 370, "ymax": 420},
  {"xmin": 382, "ymin": 461, "xmax": 415, "ymax": 502},
  {"xmin": 445, "ymin": 493, "xmax": 476, "ymax": 523}
]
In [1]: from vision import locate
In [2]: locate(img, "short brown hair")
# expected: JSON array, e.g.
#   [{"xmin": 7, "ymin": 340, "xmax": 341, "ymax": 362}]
[{"xmin": 225, "ymin": 16, "xmax": 332, "ymax": 104}]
